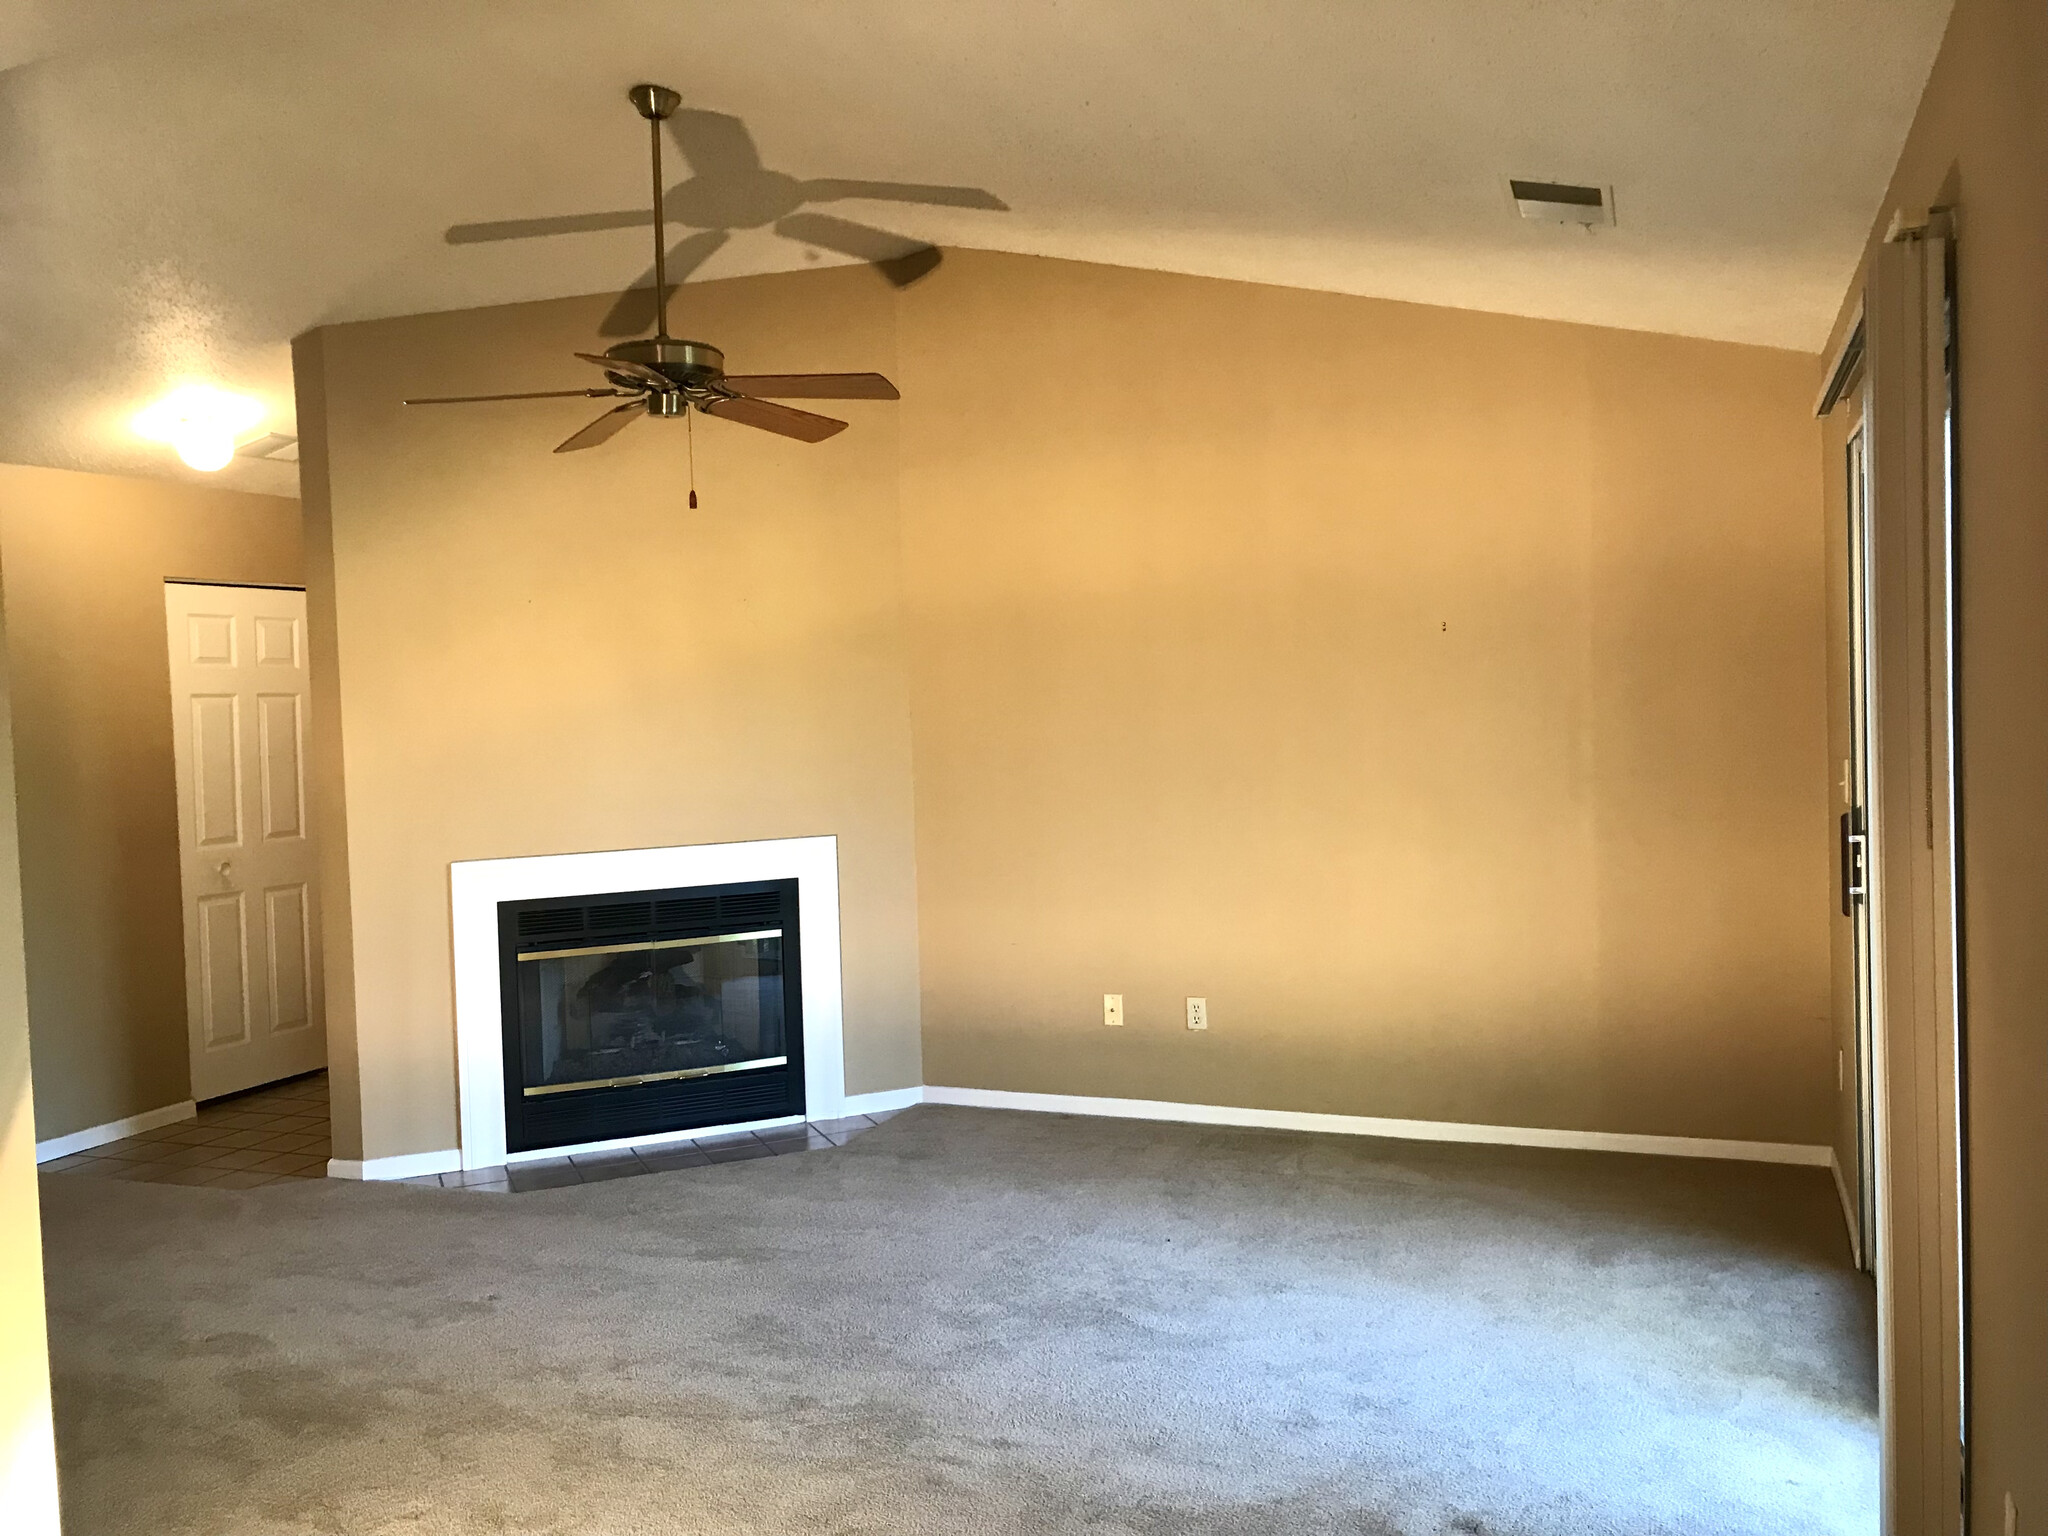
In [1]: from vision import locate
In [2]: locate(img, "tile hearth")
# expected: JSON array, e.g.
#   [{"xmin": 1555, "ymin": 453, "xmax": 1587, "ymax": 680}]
[
  {"xmin": 37, "ymin": 1070, "xmax": 894, "ymax": 1194},
  {"xmin": 430, "ymin": 1113, "xmax": 892, "ymax": 1195}
]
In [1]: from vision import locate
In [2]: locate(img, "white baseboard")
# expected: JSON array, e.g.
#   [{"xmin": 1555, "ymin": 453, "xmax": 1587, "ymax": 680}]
[
  {"xmin": 327, "ymin": 1149, "xmax": 464, "ymax": 1182},
  {"xmin": 338, "ymin": 1085, "xmax": 1830, "ymax": 1180},
  {"xmin": 36, "ymin": 1100, "xmax": 196, "ymax": 1162},
  {"xmin": 920, "ymin": 1086, "xmax": 1834, "ymax": 1167},
  {"xmin": 843, "ymin": 1085, "xmax": 923, "ymax": 1117}
]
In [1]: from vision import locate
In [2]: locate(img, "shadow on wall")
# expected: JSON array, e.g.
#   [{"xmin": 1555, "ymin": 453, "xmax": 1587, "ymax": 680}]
[{"xmin": 445, "ymin": 104, "xmax": 1008, "ymax": 336}]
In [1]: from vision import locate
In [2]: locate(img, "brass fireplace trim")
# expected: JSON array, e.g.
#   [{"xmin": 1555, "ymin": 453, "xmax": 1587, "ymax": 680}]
[
  {"xmin": 523, "ymin": 1054, "xmax": 790, "ymax": 1098},
  {"xmin": 517, "ymin": 928, "xmax": 781, "ymax": 962}
]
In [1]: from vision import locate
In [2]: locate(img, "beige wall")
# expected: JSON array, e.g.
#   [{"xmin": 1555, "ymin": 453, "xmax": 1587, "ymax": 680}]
[
  {"xmin": 1815, "ymin": 0, "xmax": 2048, "ymax": 1525},
  {"xmin": 902, "ymin": 251, "xmax": 1831, "ymax": 1142},
  {"xmin": 0, "ymin": 571, "xmax": 63, "ymax": 1533},
  {"xmin": 294, "ymin": 268, "xmax": 925, "ymax": 1162},
  {"xmin": 0, "ymin": 463, "xmax": 302, "ymax": 1140},
  {"xmin": 304, "ymin": 249, "xmax": 1832, "ymax": 1161}
]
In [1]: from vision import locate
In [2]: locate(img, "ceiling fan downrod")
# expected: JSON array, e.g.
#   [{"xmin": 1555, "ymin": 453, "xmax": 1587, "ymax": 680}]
[{"xmin": 628, "ymin": 83, "xmax": 684, "ymax": 343}]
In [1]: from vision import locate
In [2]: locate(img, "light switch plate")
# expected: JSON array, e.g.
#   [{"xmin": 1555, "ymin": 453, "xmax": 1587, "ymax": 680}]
[{"xmin": 1186, "ymin": 997, "xmax": 1208, "ymax": 1031}]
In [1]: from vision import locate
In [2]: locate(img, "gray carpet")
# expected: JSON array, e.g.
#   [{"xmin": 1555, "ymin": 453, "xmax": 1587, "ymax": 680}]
[{"xmin": 39, "ymin": 1104, "xmax": 1876, "ymax": 1536}]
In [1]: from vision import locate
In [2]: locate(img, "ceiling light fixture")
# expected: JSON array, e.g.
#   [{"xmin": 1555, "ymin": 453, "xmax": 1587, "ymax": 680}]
[{"xmin": 133, "ymin": 385, "xmax": 266, "ymax": 471}]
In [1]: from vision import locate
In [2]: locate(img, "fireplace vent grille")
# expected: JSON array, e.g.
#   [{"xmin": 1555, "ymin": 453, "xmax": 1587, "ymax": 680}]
[
  {"xmin": 654, "ymin": 895, "xmax": 719, "ymax": 928},
  {"xmin": 511, "ymin": 884, "xmax": 788, "ymax": 949},
  {"xmin": 587, "ymin": 900, "xmax": 655, "ymax": 932},
  {"xmin": 719, "ymin": 890, "xmax": 782, "ymax": 925},
  {"xmin": 515, "ymin": 908, "xmax": 583, "ymax": 940}
]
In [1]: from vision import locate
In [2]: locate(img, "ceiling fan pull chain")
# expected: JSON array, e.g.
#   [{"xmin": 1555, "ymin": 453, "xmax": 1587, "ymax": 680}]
[{"xmin": 687, "ymin": 406, "xmax": 699, "ymax": 509}]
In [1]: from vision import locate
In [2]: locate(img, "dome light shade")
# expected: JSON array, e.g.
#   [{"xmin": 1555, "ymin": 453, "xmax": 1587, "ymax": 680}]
[{"xmin": 133, "ymin": 385, "xmax": 265, "ymax": 472}]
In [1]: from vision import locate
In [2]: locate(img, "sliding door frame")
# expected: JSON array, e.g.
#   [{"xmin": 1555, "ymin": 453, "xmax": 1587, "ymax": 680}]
[{"xmin": 1845, "ymin": 215, "xmax": 1969, "ymax": 1536}]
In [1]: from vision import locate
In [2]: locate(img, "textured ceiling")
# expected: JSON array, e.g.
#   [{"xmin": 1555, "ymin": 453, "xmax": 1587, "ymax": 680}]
[{"xmin": 0, "ymin": 0, "xmax": 1952, "ymax": 493}]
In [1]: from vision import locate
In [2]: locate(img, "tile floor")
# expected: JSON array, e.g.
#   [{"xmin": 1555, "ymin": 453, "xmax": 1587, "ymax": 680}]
[
  {"xmin": 38, "ymin": 1070, "xmax": 894, "ymax": 1194},
  {"xmin": 37, "ymin": 1071, "xmax": 332, "ymax": 1188}
]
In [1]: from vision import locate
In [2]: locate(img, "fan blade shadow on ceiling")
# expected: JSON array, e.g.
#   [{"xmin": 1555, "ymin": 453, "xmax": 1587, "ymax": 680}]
[
  {"xmin": 599, "ymin": 229, "xmax": 732, "ymax": 336},
  {"xmin": 447, "ymin": 209, "xmax": 650, "ymax": 244},
  {"xmin": 668, "ymin": 109, "xmax": 766, "ymax": 178},
  {"xmin": 774, "ymin": 212, "xmax": 942, "ymax": 287},
  {"xmin": 443, "ymin": 103, "xmax": 1006, "ymax": 323},
  {"xmin": 800, "ymin": 179, "xmax": 1008, "ymax": 212}
]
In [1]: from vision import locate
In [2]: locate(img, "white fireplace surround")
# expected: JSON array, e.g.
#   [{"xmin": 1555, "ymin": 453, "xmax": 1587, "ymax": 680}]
[{"xmin": 448, "ymin": 835, "xmax": 848, "ymax": 1171}]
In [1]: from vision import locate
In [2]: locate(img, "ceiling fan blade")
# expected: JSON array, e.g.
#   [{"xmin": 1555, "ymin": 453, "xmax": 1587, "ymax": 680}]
[
  {"xmin": 701, "ymin": 395, "xmax": 847, "ymax": 443},
  {"xmin": 773, "ymin": 213, "xmax": 941, "ymax": 287},
  {"xmin": 718, "ymin": 373, "xmax": 900, "ymax": 401},
  {"xmin": 446, "ymin": 209, "xmax": 650, "ymax": 244},
  {"xmin": 599, "ymin": 229, "xmax": 731, "ymax": 336},
  {"xmin": 553, "ymin": 400, "xmax": 646, "ymax": 453},
  {"xmin": 404, "ymin": 388, "xmax": 627, "ymax": 406},
  {"xmin": 799, "ymin": 179, "xmax": 1008, "ymax": 212},
  {"xmin": 574, "ymin": 352, "xmax": 672, "ymax": 390}
]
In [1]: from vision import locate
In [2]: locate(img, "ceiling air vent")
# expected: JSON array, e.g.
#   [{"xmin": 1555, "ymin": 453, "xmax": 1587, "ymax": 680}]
[
  {"xmin": 1508, "ymin": 179, "xmax": 1613, "ymax": 226},
  {"xmin": 236, "ymin": 432, "xmax": 300, "ymax": 462}
]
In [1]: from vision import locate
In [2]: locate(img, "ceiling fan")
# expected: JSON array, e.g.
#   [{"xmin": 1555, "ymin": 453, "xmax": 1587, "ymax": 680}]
[{"xmin": 404, "ymin": 84, "xmax": 899, "ymax": 457}]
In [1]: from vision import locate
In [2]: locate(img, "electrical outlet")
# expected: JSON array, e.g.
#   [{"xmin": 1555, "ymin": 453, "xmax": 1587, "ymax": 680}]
[
  {"xmin": 1186, "ymin": 997, "xmax": 1208, "ymax": 1031},
  {"xmin": 1103, "ymin": 993, "xmax": 1124, "ymax": 1027}
]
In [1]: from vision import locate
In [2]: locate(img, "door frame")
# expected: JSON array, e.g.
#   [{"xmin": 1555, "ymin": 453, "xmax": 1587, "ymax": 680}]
[
  {"xmin": 1821, "ymin": 215, "xmax": 1969, "ymax": 1536},
  {"xmin": 1841, "ymin": 398, "xmax": 1880, "ymax": 1272}
]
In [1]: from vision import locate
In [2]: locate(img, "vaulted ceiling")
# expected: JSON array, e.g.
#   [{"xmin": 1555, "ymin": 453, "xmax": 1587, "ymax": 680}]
[{"xmin": 0, "ymin": 0, "xmax": 1952, "ymax": 493}]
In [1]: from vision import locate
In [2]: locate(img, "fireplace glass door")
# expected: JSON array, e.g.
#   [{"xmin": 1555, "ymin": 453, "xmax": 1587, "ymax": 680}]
[
  {"xmin": 497, "ymin": 878, "xmax": 804, "ymax": 1153},
  {"xmin": 516, "ymin": 930, "xmax": 786, "ymax": 1096}
]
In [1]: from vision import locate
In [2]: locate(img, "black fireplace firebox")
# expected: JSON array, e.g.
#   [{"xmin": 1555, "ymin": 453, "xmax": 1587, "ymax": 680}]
[{"xmin": 498, "ymin": 879, "xmax": 804, "ymax": 1154}]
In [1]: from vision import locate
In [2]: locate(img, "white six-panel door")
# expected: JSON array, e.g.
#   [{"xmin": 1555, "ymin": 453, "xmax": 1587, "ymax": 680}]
[{"xmin": 164, "ymin": 582, "xmax": 325, "ymax": 1100}]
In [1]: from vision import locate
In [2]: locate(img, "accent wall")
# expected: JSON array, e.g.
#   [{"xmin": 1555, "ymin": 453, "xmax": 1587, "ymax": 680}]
[{"xmin": 299, "ymin": 249, "xmax": 1830, "ymax": 1166}]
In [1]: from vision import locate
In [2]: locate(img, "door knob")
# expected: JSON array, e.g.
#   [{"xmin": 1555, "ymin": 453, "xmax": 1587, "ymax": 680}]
[{"xmin": 216, "ymin": 860, "xmax": 233, "ymax": 883}]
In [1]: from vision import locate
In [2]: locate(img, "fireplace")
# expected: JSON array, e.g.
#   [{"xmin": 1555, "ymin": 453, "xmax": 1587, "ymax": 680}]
[
  {"xmin": 451, "ymin": 836, "xmax": 847, "ymax": 1171},
  {"xmin": 498, "ymin": 879, "xmax": 805, "ymax": 1154}
]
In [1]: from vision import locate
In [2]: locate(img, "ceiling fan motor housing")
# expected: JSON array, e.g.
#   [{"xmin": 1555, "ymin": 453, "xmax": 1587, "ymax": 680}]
[{"xmin": 604, "ymin": 337, "xmax": 726, "ymax": 391}]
